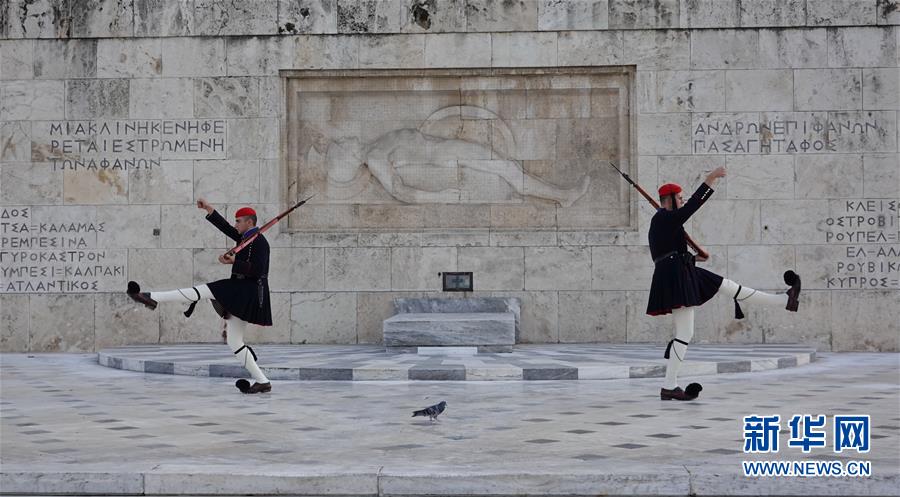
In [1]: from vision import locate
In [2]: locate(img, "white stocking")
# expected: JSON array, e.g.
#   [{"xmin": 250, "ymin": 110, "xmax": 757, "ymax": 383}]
[
  {"xmin": 225, "ymin": 318, "xmax": 269, "ymax": 384},
  {"xmin": 717, "ymin": 278, "xmax": 787, "ymax": 307},
  {"xmin": 150, "ymin": 285, "xmax": 213, "ymax": 303},
  {"xmin": 663, "ymin": 307, "xmax": 694, "ymax": 390}
]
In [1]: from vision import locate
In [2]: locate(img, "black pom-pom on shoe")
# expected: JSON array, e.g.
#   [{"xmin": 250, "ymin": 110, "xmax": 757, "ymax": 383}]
[
  {"xmin": 784, "ymin": 270, "xmax": 801, "ymax": 312},
  {"xmin": 784, "ymin": 270, "xmax": 799, "ymax": 286},
  {"xmin": 685, "ymin": 382, "xmax": 703, "ymax": 399},
  {"xmin": 126, "ymin": 281, "xmax": 158, "ymax": 310},
  {"xmin": 235, "ymin": 379, "xmax": 251, "ymax": 393}
]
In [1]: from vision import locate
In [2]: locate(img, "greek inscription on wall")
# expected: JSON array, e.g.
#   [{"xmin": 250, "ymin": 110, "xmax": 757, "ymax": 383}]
[
  {"xmin": 31, "ymin": 119, "xmax": 227, "ymax": 171},
  {"xmin": 0, "ymin": 207, "xmax": 126, "ymax": 293},
  {"xmin": 693, "ymin": 114, "xmax": 895, "ymax": 154},
  {"xmin": 822, "ymin": 200, "xmax": 900, "ymax": 290}
]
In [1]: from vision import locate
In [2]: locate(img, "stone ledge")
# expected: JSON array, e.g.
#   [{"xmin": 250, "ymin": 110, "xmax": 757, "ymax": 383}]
[
  {"xmin": 97, "ymin": 344, "xmax": 817, "ymax": 381},
  {"xmin": 2, "ymin": 461, "xmax": 896, "ymax": 496}
]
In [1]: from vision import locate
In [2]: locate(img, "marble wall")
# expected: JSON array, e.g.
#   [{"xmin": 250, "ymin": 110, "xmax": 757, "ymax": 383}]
[{"xmin": 1, "ymin": 0, "xmax": 897, "ymax": 352}]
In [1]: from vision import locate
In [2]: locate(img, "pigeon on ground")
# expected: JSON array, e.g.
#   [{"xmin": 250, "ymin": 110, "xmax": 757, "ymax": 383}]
[{"xmin": 412, "ymin": 401, "xmax": 447, "ymax": 422}]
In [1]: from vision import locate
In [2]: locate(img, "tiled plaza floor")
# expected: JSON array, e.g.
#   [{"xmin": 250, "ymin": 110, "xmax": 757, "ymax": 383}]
[{"xmin": 1, "ymin": 351, "xmax": 897, "ymax": 496}]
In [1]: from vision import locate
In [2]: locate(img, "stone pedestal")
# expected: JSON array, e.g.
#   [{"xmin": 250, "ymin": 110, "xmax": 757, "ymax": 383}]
[{"xmin": 383, "ymin": 298, "xmax": 520, "ymax": 352}]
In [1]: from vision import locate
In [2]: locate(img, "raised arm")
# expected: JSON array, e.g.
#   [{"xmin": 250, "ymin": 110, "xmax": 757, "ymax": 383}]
[
  {"xmin": 671, "ymin": 167, "xmax": 726, "ymax": 225},
  {"xmin": 198, "ymin": 198, "xmax": 241, "ymax": 241}
]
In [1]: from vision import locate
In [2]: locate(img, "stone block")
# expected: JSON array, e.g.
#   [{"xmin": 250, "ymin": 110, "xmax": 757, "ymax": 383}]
[
  {"xmin": 658, "ymin": 155, "xmax": 727, "ymax": 197},
  {"xmin": 359, "ymin": 34, "xmax": 425, "ymax": 68},
  {"xmin": 727, "ymin": 245, "xmax": 795, "ymax": 290},
  {"xmin": 623, "ymin": 30, "xmax": 690, "ymax": 70},
  {"xmin": 558, "ymin": 31, "xmax": 623, "ymax": 66},
  {"xmin": 129, "ymin": 162, "xmax": 192, "ymax": 204},
  {"xmin": 831, "ymin": 291, "xmax": 899, "ymax": 351},
  {"xmin": 862, "ymin": 154, "xmax": 900, "ymax": 197},
  {"xmin": 97, "ymin": 39, "xmax": 162, "ymax": 78},
  {"xmin": 490, "ymin": 231, "xmax": 558, "ymax": 247},
  {"xmin": 1, "ymin": 81, "xmax": 65, "ymax": 120},
  {"xmin": 726, "ymin": 155, "xmax": 794, "ymax": 200},
  {"xmin": 424, "ymin": 34, "xmax": 491, "ymax": 68},
  {"xmin": 491, "ymin": 290, "xmax": 558, "ymax": 343},
  {"xmin": 760, "ymin": 200, "xmax": 830, "ymax": 245},
  {"xmin": 384, "ymin": 312, "xmax": 515, "ymax": 347},
  {"xmin": 807, "ymin": 0, "xmax": 877, "ymax": 25},
  {"xmin": 1, "ymin": 295, "xmax": 30, "ymax": 352},
  {"xmin": 795, "ymin": 68, "xmax": 862, "ymax": 111},
  {"xmin": 828, "ymin": 26, "xmax": 897, "ymax": 67},
  {"xmin": 863, "ymin": 67, "xmax": 900, "ymax": 110},
  {"xmin": 356, "ymin": 291, "xmax": 424, "ymax": 344},
  {"xmin": 227, "ymin": 118, "xmax": 278, "ymax": 160},
  {"xmin": 679, "ymin": 0, "xmax": 737, "ymax": 28},
  {"xmin": 625, "ymin": 290, "xmax": 671, "ymax": 342},
  {"xmin": 194, "ymin": 77, "xmax": 258, "ymax": 118},
  {"xmin": 129, "ymin": 78, "xmax": 193, "ymax": 118},
  {"xmin": 401, "ymin": 0, "xmax": 466, "ymax": 32},
  {"xmin": 225, "ymin": 37, "xmax": 293, "ymax": 77},
  {"xmin": 294, "ymin": 35, "xmax": 358, "ymax": 69},
  {"xmin": 525, "ymin": 246, "xmax": 591, "ymax": 290},
  {"xmin": 465, "ymin": 0, "xmax": 538, "ymax": 31},
  {"xmin": 29, "ymin": 295, "xmax": 94, "ymax": 352},
  {"xmin": 828, "ymin": 110, "xmax": 896, "ymax": 153},
  {"xmin": 795, "ymin": 154, "xmax": 864, "ymax": 198},
  {"xmin": 94, "ymin": 293, "xmax": 160, "ymax": 349},
  {"xmin": 159, "ymin": 298, "xmax": 221, "ymax": 343},
  {"xmin": 134, "ymin": 0, "xmax": 195, "ymax": 36},
  {"xmin": 336, "ymin": 0, "xmax": 404, "ymax": 33},
  {"xmin": 190, "ymin": 248, "xmax": 224, "ymax": 284},
  {"xmin": 738, "ymin": 0, "xmax": 806, "ymax": 27},
  {"xmin": 692, "ymin": 199, "xmax": 761, "ymax": 245},
  {"xmin": 457, "ymin": 247, "xmax": 524, "ymax": 291},
  {"xmin": 496, "ymin": 118, "xmax": 558, "ymax": 160},
  {"xmin": 258, "ymin": 78, "xmax": 282, "ymax": 118},
  {"xmin": 538, "ymin": 0, "xmax": 608, "ymax": 30},
  {"xmin": 637, "ymin": 114, "xmax": 691, "ymax": 155},
  {"xmin": 0, "ymin": 162, "xmax": 63, "ymax": 205},
  {"xmin": 726, "ymin": 69, "xmax": 793, "ymax": 111},
  {"xmin": 608, "ymin": 0, "xmax": 679, "ymax": 29},
  {"xmin": 0, "ymin": 121, "xmax": 31, "ymax": 162},
  {"xmin": 0, "ymin": 40, "xmax": 33, "ymax": 80},
  {"xmin": 70, "ymin": 0, "xmax": 134, "ymax": 37},
  {"xmin": 277, "ymin": 0, "xmax": 338, "ymax": 34},
  {"xmin": 245, "ymin": 292, "xmax": 291, "ymax": 343},
  {"xmin": 33, "ymin": 39, "xmax": 97, "ymax": 79},
  {"xmin": 63, "ymin": 167, "xmax": 128, "ymax": 205},
  {"xmin": 96, "ymin": 205, "xmax": 161, "ymax": 249},
  {"xmin": 160, "ymin": 204, "xmax": 227, "ymax": 248},
  {"xmin": 691, "ymin": 30, "xmax": 758, "ymax": 69},
  {"xmin": 394, "ymin": 296, "xmax": 520, "ymax": 318},
  {"xmin": 794, "ymin": 245, "xmax": 842, "ymax": 290},
  {"xmin": 391, "ymin": 247, "xmax": 456, "ymax": 291},
  {"xmin": 751, "ymin": 290, "xmax": 832, "ymax": 350},
  {"xmin": 558, "ymin": 291, "xmax": 626, "ymax": 343},
  {"xmin": 879, "ymin": 0, "xmax": 900, "ymax": 24},
  {"xmin": 66, "ymin": 79, "xmax": 129, "ymax": 119},
  {"xmin": 290, "ymin": 291, "xmax": 357, "ymax": 343},
  {"xmin": 325, "ymin": 247, "xmax": 391, "ymax": 290},
  {"xmin": 193, "ymin": 160, "xmax": 260, "ymax": 204},
  {"xmin": 161, "ymin": 38, "xmax": 226, "ymax": 77},
  {"xmin": 491, "ymin": 32, "xmax": 557, "ymax": 67},
  {"xmin": 592, "ymin": 245, "xmax": 654, "ymax": 291},
  {"xmin": 758, "ymin": 28, "xmax": 827, "ymax": 68},
  {"xmin": 194, "ymin": 0, "xmax": 277, "ymax": 36},
  {"xmin": 6, "ymin": 0, "xmax": 71, "ymax": 38},
  {"xmin": 648, "ymin": 70, "xmax": 724, "ymax": 112},
  {"xmin": 267, "ymin": 247, "xmax": 325, "ymax": 291},
  {"xmin": 128, "ymin": 248, "xmax": 193, "ymax": 289}
]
